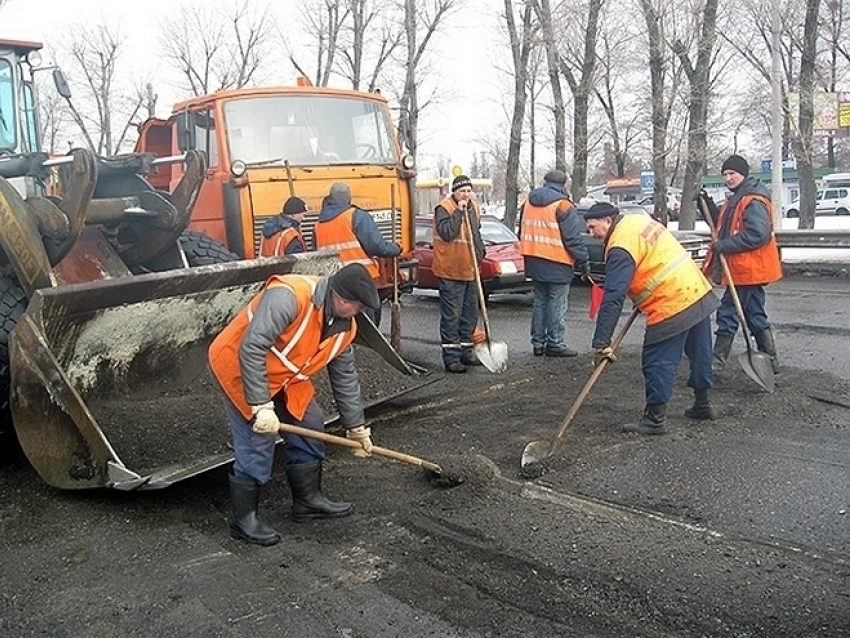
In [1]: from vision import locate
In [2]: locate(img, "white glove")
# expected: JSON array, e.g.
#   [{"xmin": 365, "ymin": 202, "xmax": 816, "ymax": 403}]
[
  {"xmin": 346, "ymin": 426, "xmax": 373, "ymax": 458},
  {"xmin": 251, "ymin": 401, "xmax": 280, "ymax": 436}
]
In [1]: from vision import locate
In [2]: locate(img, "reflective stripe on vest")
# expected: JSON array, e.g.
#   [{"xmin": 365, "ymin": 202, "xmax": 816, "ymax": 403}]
[
  {"xmin": 519, "ymin": 200, "xmax": 574, "ymax": 266},
  {"xmin": 314, "ymin": 208, "xmax": 380, "ymax": 277}
]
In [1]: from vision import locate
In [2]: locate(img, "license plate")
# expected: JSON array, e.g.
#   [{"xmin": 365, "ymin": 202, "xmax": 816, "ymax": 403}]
[{"xmin": 371, "ymin": 210, "xmax": 393, "ymax": 223}]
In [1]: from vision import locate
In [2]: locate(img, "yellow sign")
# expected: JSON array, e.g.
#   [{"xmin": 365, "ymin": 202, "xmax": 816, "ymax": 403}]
[{"xmin": 451, "ymin": 165, "xmax": 463, "ymax": 177}]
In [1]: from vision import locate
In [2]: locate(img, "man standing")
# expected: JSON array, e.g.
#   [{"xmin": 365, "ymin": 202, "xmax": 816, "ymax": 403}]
[
  {"xmin": 702, "ymin": 155, "xmax": 782, "ymax": 374},
  {"xmin": 258, "ymin": 196, "xmax": 309, "ymax": 257},
  {"xmin": 519, "ymin": 169, "xmax": 590, "ymax": 357},
  {"xmin": 433, "ymin": 174, "xmax": 486, "ymax": 373},
  {"xmin": 208, "ymin": 263, "xmax": 379, "ymax": 546},
  {"xmin": 313, "ymin": 182, "xmax": 401, "ymax": 325},
  {"xmin": 584, "ymin": 202, "xmax": 720, "ymax": 435}
]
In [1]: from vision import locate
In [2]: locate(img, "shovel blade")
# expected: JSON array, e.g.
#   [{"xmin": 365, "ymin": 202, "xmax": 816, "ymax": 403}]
[
  {"xmin": 520, "ymin": 440, "xmax": 552, "ymax": 467},
  {"xmin": 738, "ymin": 350, "xmax": 775, "ymax": 393},
  {"xmin": 475, "ymin": 340, "xmax": 508, "ymax": 374}
]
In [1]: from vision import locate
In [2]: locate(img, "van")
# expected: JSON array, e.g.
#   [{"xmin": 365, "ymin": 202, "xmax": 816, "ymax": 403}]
[{"xmin": 784, "ymin": 187, "xmax": 850, "ymax": 217}]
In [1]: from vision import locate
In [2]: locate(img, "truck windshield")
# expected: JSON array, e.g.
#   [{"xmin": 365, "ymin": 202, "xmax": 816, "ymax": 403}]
[
  {"xmin": 223, "ymin": 94, "xmax": 398, "ymax": 167},
  {"xmin": 0, "ymin": 59, "xmax": 17, "ymax": 152}
]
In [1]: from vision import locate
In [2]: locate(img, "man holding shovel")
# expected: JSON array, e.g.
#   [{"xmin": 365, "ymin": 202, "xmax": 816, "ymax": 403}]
[
  {"xmin": 701, "ymin": 155, "xmax": 782, "ymax": 375},
  {"xmin": 208, "ymin": 263, "xmax": 379, "ymax": 546},
  {"xmin": 583, "ymin": 202, "xmax": 720, "ymax": 435},
  {"xmin": 433, "ymin": 174, "xmax": 486, "ymax": 373}
]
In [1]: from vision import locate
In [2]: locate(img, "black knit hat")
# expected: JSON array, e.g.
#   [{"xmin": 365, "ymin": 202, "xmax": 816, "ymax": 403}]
[
  {"xmin": 583, "ymin": 202, "xmax": 619, "ymax": 219},
  {"xmin": 330, "ymin": 263, "xmax": 381, "ymax": 310},
  {"xmin": 543, "ymin": 169, "xmax": 567, "ymax": 185},
  {"xmin": 451, "ymin": 175, "xmax": 473, "ymax": 193},
  {"xmin": 282, "ymin": 197, "xmax": 308, "ymax": 215},
  {"xmin": 721, "ymin": 154, "xmax": 749, "ymax": 177}
]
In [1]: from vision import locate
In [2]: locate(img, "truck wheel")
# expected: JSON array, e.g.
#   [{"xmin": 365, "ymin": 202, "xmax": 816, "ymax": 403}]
[
  {"xmin": 0, "ymin": 273, "xmax": 27, "ymax": 453},
  {"xmin": 179, "ymin": 230, "xmax": 239, "ymax": 266}
]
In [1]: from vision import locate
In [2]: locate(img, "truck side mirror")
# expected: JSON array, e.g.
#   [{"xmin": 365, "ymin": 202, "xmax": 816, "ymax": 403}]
[
  {"xmin": 52, "ymin": 69, "xmax": 72, "ymax": 100},
  {"xmin": 176, "ymin": 111, "xmax": 196, "ymax": 151}
]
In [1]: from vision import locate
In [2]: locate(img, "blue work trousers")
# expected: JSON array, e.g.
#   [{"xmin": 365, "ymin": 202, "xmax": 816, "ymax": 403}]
[
  {"xmin": 715, "ymin": 284, "xmax": 770, "ymax": 337},
  {"xmin": 642, "ymin": 315, "xmax": 714, "ymax": 406},
  {"xmin": 227, "ymin": 396, "xmax": 326, "ymax": 485},
  {"xmin": 438, "ymin": 278, "xmax": 478, "ymax": 366},
  {"xmin": 530, "ymin": 281, "xmax": 569, "ymax": 349}
]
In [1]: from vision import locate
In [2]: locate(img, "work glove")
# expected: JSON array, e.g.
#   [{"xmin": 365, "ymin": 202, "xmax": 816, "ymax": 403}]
[
  {"xmin": 251, "ymin": 401, "xmax": 280, "ymax": 436},
  {"xmin": 576, "ymin": 261, "xmax": 592, "ymax": 281},
  {"xmin": 712, "ymin": 238, "xmax": 732, "ymax": 255},
  {"xmin": 696, "ymin": 189, "xmax": 719, "ymax": 223},
  {"xmin": 346, "ymin": 426, "xmax": 373, "ymax": 458},
  {"xmin": 594, "ymin": 346, "xmax": 617, "ymax": 368}
]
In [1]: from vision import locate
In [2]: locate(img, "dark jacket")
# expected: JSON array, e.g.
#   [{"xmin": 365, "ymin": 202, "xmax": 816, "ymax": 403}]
[
  {"xmin": 312, "ymin": 203, "xmax": 401, "ymax": 257},
  {"xmin": 521, "ymin": 184, "xmax": 589, "ymax": 284}
]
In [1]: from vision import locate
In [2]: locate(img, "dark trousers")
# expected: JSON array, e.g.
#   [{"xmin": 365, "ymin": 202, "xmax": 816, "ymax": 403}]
[
  {"xmin": 228, "ymin": 396, "xmax": 326, "ymax": 485},
  {"xmin": 438, "ymin": 278, "xmax": 478, "ymax": 366},
  {"xmin": 715, "ymin": 284, "xmax": 770, "ymax": 337},
  {"xmin": 642, "ymin": 315, "xmax": 714, "ymax": 406}
]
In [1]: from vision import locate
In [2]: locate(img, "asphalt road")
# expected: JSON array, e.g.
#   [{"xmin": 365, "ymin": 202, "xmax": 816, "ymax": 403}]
[{"xmin": 1, "ymin": 272, "xmax": 848, "ymax": 637}]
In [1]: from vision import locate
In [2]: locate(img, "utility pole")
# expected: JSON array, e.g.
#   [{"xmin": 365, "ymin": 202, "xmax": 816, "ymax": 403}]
[{"xmin": 770, "ymin": 0, "xmax": 784, "ymax": 226}]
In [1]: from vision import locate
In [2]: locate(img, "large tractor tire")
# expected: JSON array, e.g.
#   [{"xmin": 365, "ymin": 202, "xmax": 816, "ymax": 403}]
[
  {"xmin": 0, "ymin": 272, "xmax": 28, "ymax": 457},
  {"xmin": 179, "ymin": 230, "xmax": 239, "ymax": 266}
]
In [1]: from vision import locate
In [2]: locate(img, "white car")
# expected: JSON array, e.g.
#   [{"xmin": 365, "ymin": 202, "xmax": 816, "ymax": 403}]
[{"xmin": 785, "ymin": 187, "xmax": 850, "ymax": 218}]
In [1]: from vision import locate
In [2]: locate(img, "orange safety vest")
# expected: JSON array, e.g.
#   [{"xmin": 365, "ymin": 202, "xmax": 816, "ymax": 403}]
[
  {"xmin": 208, "ymin": 274, "xmax": 357, "ymax": 420},
  {"xmin": 519, "ymin": 200, "xmax": 575, "ymax": 266},
  {"xmin": 259, "ymin": 227, "xmax": 306, "ymax": 257},
  {"xmin": 313, "ymin": 207, "xmax": 380, "ymax": 278},
  {"xmin": 607, "ymin": 215, "xmax": 713, "ymax": 326},
  {"xmin": 432, "ymin": 197, "xmax": 480, "ymax": 281},
  {"xmin": 704, "ymin": 193, "xmax": 783, "ymax": 286}
]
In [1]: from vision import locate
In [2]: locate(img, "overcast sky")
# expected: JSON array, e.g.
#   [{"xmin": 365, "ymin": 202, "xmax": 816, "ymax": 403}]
[{"xmin": 0, "ymin": 0, "xmax": 512, "ymax": 177}]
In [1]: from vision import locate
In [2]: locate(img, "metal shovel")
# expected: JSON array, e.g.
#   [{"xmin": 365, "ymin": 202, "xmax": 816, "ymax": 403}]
[
  {"xmin": 462, "ymin": 210, "xmax": 508, "ymax": 373},
  {"xmin": 697, "ymin": 195, "xmax": 775, "ymax": 393},
  {"xmin": 521, "ymin": 308, "xmax": 640, "ymax": 468}
]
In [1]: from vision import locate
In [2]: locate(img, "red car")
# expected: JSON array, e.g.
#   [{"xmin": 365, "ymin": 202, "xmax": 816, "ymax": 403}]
[{"xmin": 411, "ymin": 215, "xmax": 531, "ymax": 299}]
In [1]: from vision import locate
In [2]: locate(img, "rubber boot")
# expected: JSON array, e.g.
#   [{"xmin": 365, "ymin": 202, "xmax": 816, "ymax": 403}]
[
  {"xmin": 684, "ymin": 389, "xmax": 716, "ymax": 420},
  {"xmin": 754, "ymin": 328, "xmax": 779, "ymax": 374},
  {"xmin": 712, "ymin": 334, "xmax": 734, "ymax": 373},
  {"xmin": 285, "ymin": 460, "xmax": 352, "ymax": 522},
  {"xmin": 623, "ymin": 404, "xmax": 667, "ymax": 435},
  {"xmin": 229, "ymin": 474, "xmax": 281, "ymax": 546}
]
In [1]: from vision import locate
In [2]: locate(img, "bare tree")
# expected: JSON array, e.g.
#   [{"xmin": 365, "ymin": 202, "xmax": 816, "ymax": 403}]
[
  {"xmin": 160, "ymin": 3, "xmax": 273, "ymax": 96},
  {"xmin": 672, "ymin": 0, "xmax": 719, "ymax": 229},
  {"xmin": 531, "ymin": 0, "xmax": 567, "ymax": 173},
  {"xmin": 794, "ymin": 0, "xmax": 823, "ymax": 229},
  {"xmin": 501, "ymin": 0, "xmax": 536, "ymax": 232}
]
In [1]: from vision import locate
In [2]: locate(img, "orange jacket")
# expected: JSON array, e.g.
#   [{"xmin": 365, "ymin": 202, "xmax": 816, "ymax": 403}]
[
  {"xmin": 259, "ymin": 227, "xmax": 306, "ymax": 257},
  {"xmin": 432, "ymin": 197, "xmax": 480, "ymax": 281},
  {"xmin": 704, "ymin": 193, "xmax": 782, "ymax": 286},
  {"xmin": 208, "ymin": 274, "xmax": 357, "ymax": 420},
  {"xmin": 607, "ymin": 215, "xmax": 713, "ymax": 326},
  {"xmin": 313, "ymin": 207, "xmax": 379, "ymax": 278},
  {"xmin": 519, "ymin": 200, "xmax": 575, "ymax": 266}
]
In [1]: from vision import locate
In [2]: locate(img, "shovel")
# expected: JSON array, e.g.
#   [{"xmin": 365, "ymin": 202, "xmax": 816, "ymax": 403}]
[
  {"xmin": 521, "ymin": 308, "xmax": 640, "ymax": 468},
  {"xmin": 277, "ymin": 422, "xmax": 442, "ymax": 475},
  {"xmin": 462, "ymin": 210, "xmax": 508, "ymax": 374},
  {"xmin": 697, "ymin": 195, "xmax": 774, "ymax": 393}
]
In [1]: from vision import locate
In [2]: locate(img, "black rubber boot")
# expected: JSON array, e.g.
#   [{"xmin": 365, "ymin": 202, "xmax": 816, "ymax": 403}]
[
  {"xmin": 623, "ymin": 404, "xmax": 667, "ymax": 435},
  {"xmin": 712, "ymin": 334, "xmax": 734, "ymax": 373},
  {"xmin": 285, "ymin": 461, "xmax": 352, "ymax": 522},
  {"xmin": 684, "ymin": 389, "xmax": 716, "ymax": 420},
  {"xmin": 754, "ymin": 328, "xmax": 779, "ymax": 374},
  {"xmin": 229, "ymin": 474, "xmax": 281, "ymax": 546}
]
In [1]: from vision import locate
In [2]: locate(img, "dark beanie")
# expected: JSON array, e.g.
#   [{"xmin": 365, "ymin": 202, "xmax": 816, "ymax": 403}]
[
  {"xmin": 330, "ymin": 263, "xmax": 381, "ymax": 310},
  {"xmin": 544, "ymin": 169, "xmax": 567, "ymax": 185},
  {"xmin": 583, "ymin": 202, "xmax": 619, "ymax": 220},
  {"xmin": 282, "ymin": 197, "xmax": 308, "ymax": 215},
  {"xmin": 451, "ymin": 175, "xmax": 473, "ymax": 192},
  {"xmin": 721, "ymin": 154, "xmax": 749, "ymax": 177}
]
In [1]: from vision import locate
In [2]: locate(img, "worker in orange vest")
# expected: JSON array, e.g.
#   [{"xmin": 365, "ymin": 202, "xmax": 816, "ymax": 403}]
[
  {"xmin": 584, "ymin": 202, "xmax": 719, "ymax": 435},
  {"xmin": 258, "ymin": 196, "xmax": 309, "ymax": 257},
  {"xmin": 208, "ymin": 263, "xmax": 380, "ymax": 546}
]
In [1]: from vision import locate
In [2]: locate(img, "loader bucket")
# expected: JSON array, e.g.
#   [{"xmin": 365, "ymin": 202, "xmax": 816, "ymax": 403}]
[{"xmin": 8, "ymin": 252, "xmax": 427, "ymax": 491}]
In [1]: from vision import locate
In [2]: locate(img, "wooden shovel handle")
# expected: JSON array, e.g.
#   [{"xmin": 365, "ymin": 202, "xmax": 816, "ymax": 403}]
[{"xmin": 277, "ymin": 422, "xmax": 443, "ymax": 474}]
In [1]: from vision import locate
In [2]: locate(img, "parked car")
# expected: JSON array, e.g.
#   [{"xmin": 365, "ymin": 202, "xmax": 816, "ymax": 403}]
[
  {"xmin": 576, "ymin": 202, "xmax": 710, "ymax": 282},
  {"xmin": 638, "ymin": 191, "xmax": 682, "ymax": 221},
  {"xmin": 784, "ymin": 187, "xmax": 850, "ymax": 218},
  {"xmin": 411, "ymin": 215, "xmax": 531, "ymax": 299}
]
